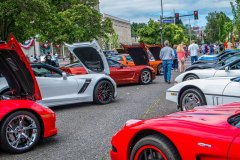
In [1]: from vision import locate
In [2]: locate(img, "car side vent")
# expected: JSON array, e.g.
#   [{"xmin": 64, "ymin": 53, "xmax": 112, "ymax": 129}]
[{"xmin": 79, "ymin": 79, "xmax": 92, "ymax": 93}]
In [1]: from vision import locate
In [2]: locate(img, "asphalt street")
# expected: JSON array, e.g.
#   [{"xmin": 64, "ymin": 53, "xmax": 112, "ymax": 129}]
[{"xmin": 0, "ymin": 71, "xmax": 181, "ymax": 160}]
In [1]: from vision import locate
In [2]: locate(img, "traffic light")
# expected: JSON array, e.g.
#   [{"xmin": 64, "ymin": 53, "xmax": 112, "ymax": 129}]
[
  {"xmin": 194, "ymin": 10, "xmax": 198, "ymax": 20},
  {"xmin": 175, "ymin": 13, "xmax": 180, "ymax": 23}
]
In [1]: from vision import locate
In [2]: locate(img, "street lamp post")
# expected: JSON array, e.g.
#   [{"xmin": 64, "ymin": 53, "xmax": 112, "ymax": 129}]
[{"xmin": 160, "ymin": 0, "xmax": 163, "ymax": 45}]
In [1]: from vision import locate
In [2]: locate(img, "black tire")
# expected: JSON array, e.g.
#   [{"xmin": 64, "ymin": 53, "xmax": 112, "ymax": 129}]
[
  {"xmin": 183, "ymin": 74, "xmax": 199, "ymax": 81},
  {"xmin": 157, "ymin": 64, "xmax": 163, "ymax": 75},
  {"xmin": 130, "ymin": 134, "xmax": 181, "ymax": 160},
  {"xmin": 139, "ymin": 69, "xmax": 152, "ymax": 85},
  {"xmin": 93, "ymin": 80, "xmax": 114, "ymax": 105},
  {"xmin": 0, "ymin": 111, "xmax": 41, "ymax": 153},
  {"xmin": 179, "ymin": 88, "xmax": 207, "ymax": 111}
]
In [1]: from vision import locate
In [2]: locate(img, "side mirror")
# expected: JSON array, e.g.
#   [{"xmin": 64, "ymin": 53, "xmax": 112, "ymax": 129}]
[
  {"xmin": 225, "ymin": 66, "xmax": 230, "ymax": 72},
  {"xmin": 62, "ymin": 72, "xmax": 68, "ymax": 80}
]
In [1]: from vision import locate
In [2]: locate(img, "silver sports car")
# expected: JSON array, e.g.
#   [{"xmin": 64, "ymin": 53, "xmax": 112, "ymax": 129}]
[{"xmin": 0, "ymin": 41, "xmax": 117, "ymax": 107}]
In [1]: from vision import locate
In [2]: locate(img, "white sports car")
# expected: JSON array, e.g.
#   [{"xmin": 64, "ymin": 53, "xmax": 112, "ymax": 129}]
[
  {"xmin": 166, "ymin": 76, "xmax": 240, "ymax": 111},
  {"xmin": 0, "ymin": 41, "xmax": 117, "ymax": 107},
  {"xmin": 175, "ymin": 59, "xmax": 240, "ymax": 83}
]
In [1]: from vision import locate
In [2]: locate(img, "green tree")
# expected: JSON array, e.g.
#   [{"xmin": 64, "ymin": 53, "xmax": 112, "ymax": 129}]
[
  {"xmin": 40, "ymin": 3, "xmax": 113, "ymax": 44},
  {"xmin": 204, "ymin": 12, "xmax": 232, "ymax": 43},
  {"xmin": 131, "ymin": 22, "xmax": 146, "ymax": 37},
  {"xmin": 137, "ymin": 19, "xmax": 187, "ymax": 45},
  {"xmin": 231, "ymin": 0, "xmax": 240, "ymax": 40},
  {"xmin": 0, "ymin": 0, "xmax": 51, "ymax": 41}
]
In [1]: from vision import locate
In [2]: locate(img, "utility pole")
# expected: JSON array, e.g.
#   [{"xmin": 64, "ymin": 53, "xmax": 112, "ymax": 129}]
[
  {"xmin": 160, "ymin": 0, "xmax": 163, "ymax": 45},
  {"xmin": 189, "ymin": 18, "xmax": 192, "ymax": 42}
]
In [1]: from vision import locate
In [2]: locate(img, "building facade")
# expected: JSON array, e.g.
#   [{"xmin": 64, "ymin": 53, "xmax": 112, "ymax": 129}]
[{"xmin": 103, "ymin": 13, "xmax": 132, "ymax": 46}]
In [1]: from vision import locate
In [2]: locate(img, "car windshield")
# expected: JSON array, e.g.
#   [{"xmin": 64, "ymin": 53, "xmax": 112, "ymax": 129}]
[
  {"xmin": 32, "ymin": 66, "xmax": 62, "ymax": 78},
  {"xmin": 228, "ymin": 114, "xmax": 240, "ymax": 128},
  {"xmin": 218, "ymin": 55, "xmax": 240, "ymax": 66},
  {"xmin": 125, "ymin": 55, "xmax": 133, "ymax": 61},
  {"xmin": 107, "ymin": 59, "xmax": 121, "ymax": 67},
  {"xmin": 111, "ymin": 55, "xmax": 123, "ymax": 61}
]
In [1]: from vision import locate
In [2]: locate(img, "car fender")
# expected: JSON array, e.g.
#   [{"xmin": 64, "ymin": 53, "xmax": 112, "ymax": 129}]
[
  {"xmin": 175, "ymin": 69, "xmax": 216, "ymax": 83},
  {"xmin": 167, "ymin": 78, "xmax": 232, "ymax": 105}
]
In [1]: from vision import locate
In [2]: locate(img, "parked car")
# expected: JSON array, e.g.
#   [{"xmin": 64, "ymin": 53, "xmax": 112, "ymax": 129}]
[
  {"xmin": 197, "ymin": 50, "xmax": 238, "ymax": 63},
  {"xmin": 122, "ymin": 44, "xmax": 163, "ymax": 75},
  {"xmin": 167, "ymin": 76, "xmax": 240, "ymax": 110},
  {"xmin": 1, "ymin": 40, "xmax": 117, "ymax": 107},
  {"xmin": 0, "ymin": 35, "xmax": 57, "ymax": 153},
  {"xmin": 60, "ymin": 59, "xmax": 156, "ymax": 85},
  {"xmin": 174, "ymin": 59, "xmax": 240, "ymax": 83},
  {"xmin": 186, "ymin": 52, "xmax": 240, "ymax": 71},
  {"xmin": 111, "ymin": 102, "xmax": 240, "ymax": 159}
]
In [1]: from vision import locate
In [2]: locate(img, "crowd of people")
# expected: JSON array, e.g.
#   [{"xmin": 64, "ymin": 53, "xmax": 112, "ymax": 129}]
[{"xmin": 159, "ymin": 40, "xmax": 236, "ymax": 84}]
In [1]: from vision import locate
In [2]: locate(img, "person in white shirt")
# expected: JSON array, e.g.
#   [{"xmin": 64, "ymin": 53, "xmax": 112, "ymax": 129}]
[{"xmin": 188, "ymin": 40, "xmax": 199, "ymax": 64}]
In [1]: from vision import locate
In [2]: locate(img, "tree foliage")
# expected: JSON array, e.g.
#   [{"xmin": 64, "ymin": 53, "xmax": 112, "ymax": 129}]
[
  {"xmin": 0, "ymin": 0, "xmax": 113, "ymax": 44},
  {"xmin": 204, "ymin": 12, "xmax": 232, "ymax": 43},
  {"xmin": 231, "ymin": 0, "xmax": 240, "ymax": 40},
  {"xmin": 137, "ymin": 19, "xmax": 187, "ymax": 45},
  {"xmin": 131, "ymin": 22, "xmax": 146, "ymax": 37},
  {"xmin": 0, "ymin": 0, "xmax": 51, "ymax": 41}
]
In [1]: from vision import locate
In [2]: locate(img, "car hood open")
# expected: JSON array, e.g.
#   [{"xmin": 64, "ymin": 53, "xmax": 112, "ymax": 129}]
[
  {"xmin": 0, "ymin": 35, "xmax": 41, "ymax": 100},
  {"xmin": 65, "ymin": 40, "xmax": 110, "ymax": 75},
  {"xmin": 122, "ymin": 44, "xmax": 149, "ymax": 66},
  {"xmin": 146, "ymin": 45, "xmax": 162, "ymax": 61}
]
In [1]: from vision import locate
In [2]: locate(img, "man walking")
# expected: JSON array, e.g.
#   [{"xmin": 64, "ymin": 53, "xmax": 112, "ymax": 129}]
[
  {"xmin": 188, "ymin": 40, "xmax": 199, "ymax": 64},
  {"xmin": 160, "ymin": 40, "xmax": 175, "ymax": 84}
]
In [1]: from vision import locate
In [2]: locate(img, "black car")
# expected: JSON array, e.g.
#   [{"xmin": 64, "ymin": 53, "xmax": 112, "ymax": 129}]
[{"xmin": 186, "ymin": 51, "xmax": 240, "ymax": 71}]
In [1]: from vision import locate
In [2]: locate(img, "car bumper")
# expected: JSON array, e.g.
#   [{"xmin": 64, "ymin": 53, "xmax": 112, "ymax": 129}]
[
  {"xmin": 41, "ymin": 112, "xmax": 58, "ymax": 138},
  {"xmin": 166, "ymin": 91, "xmax": 179, "ymax": 104}
]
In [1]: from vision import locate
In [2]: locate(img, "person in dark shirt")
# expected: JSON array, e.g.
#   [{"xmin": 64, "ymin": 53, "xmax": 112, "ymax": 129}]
[{"xmin": 45, "ymin": 52, "xmax": 52, "ymax": 65}]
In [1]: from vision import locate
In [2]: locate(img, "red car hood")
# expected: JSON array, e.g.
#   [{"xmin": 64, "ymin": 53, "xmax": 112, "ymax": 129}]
[
  {"xmin": 0, "ymin": 35, "xmax": 41, "ymax": 100},
  {"xmin": 126, "ymin": 103, "xmax": 240, "ymax": 129},
  {"xmin": 160, "ymin": 103, "xmax": 240, "ymax": 126}
]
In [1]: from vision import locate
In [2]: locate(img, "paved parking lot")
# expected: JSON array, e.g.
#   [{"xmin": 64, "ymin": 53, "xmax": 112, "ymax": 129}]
[{"xmin": 0, "ymin": 72, "xmax": 180, "ymax": 160}]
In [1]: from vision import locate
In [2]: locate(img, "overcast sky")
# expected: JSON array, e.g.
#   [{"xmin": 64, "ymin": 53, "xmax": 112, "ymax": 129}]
[{"xmin": 99, "ymin": 0, "xmax": 233, "ymax": 27}]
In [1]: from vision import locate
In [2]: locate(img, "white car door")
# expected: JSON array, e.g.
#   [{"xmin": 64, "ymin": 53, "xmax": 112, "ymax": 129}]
[
  {"xmin": 214, "ymin": 61, "xmax": 240, "ymax": 77},
  {"xmin": 222, "ymin": 78, "xmax": 240, "ymax": 104},
  {"xmin": 32, "ymin": 65, "xmax": 83, "ymax": 104}
]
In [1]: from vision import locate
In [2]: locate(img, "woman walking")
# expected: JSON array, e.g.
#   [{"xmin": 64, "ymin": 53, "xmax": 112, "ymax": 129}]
[
  {"xmin": 172, "ymin": 45, "xmax": 178, "ymax": 71},
  {"xmin": 177, "ymin": 43, "xmax": 186, "ymax": 73}
]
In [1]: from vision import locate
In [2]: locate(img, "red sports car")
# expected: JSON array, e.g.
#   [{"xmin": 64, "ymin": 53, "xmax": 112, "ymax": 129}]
[
  {"xmin": 0, "ymin": 35, "xmax": 57, "ymax": 153},
  {"xmin": 111, "ymin": 103, "xmax": 240, "ymax": 160},
  {"xmin": 61, "ymin": 58, "xmax": 156, "ymax": 85}
]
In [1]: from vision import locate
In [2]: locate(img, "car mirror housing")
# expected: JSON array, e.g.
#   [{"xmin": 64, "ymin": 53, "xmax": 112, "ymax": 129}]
[
  {"xmin": 62, "ymin": 72, "xmax": 68, "ymax": 80},
  {"xmin": 225, "ymin": 66, "xmax": 230, "ymax": 72}
]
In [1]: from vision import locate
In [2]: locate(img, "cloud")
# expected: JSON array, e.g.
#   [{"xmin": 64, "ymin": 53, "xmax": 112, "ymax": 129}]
[{"xmin": 99, "ymin": 0, "xmax": 233, "ymax": 26}]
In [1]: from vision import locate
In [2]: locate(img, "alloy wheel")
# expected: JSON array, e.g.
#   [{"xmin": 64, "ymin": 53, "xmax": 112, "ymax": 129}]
[
  {"xmin": 141, "ymin": 70, "xmax": 151, "ymax": 84},
  {"xmin": 134, "ymin": 145, "xmax": 167, "ymax": 160},
  {"xmin": 157, "ymin": 65, "xmax": 163, "ymax": 75},
  {"xmin": 97, "ymin": 81, "xmax": 114, "ymax": 103},
  {"xmin": 181, "ymin": 93, "xmax": 201, "ymax": 110},
  {"xmin": 6, "ymin": 114, "xmax": 38, "ymax": 150}
]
